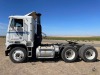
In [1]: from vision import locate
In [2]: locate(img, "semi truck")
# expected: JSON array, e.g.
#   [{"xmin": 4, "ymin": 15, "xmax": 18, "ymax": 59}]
[{"xmin": 5, "ymin": 12, "xmax": 98, "ymax": 63}]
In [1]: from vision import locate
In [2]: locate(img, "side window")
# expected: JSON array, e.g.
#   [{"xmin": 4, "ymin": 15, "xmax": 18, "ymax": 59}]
[
  {"xmin": 10, "ymin": 19, "xmax": 23, "ymax": 27},
  {"xmin": 15, "ymin": 19, "xmax": 23, "ymax": 27}
]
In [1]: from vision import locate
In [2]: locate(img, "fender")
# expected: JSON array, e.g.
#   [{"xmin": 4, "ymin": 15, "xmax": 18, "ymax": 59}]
[{"xmin": 5, "ymin": 44, "xmax": 27, "ymax": 56}]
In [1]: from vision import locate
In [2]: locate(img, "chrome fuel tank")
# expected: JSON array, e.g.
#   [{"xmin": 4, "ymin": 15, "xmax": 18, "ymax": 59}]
[{"xmin": 36, "ymin": 45, "xmax": 59, "ymax": 58}]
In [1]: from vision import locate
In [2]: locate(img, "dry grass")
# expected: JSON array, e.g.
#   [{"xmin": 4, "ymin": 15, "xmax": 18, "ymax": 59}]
[{"xmin": 44, "ymin": 36, "xmax": 100, "ymax": 41}]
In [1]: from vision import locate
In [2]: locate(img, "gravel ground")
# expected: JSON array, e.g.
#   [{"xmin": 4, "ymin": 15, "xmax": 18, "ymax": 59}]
[{"xmin": 0, "ymin": 38, "xmax": 100, "ymax": 75}]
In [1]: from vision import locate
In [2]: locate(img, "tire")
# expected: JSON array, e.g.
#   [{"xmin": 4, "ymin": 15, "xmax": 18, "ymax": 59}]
[
  {"xmin": 79, "ymin": 45, "xmax": 87, "ymax": 58},
  {"xmin": 61, "ymin": 46, "xmax": 78, "ymax": 62},
  {"xmin": 79, "ymin": 45, "xmax": 98, "ymax": 62},
  {"xmin": 9, "ymin": 47, "xmax": 27, "ymax": 63}
]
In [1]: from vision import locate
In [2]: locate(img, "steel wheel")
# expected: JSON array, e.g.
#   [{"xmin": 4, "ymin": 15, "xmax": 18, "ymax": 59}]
[
  {"xmin": 65, "ymin": 49, "xmax": 75, "ymax": 60},
  {"xmin": 12, "ymin": 50, "xmax": 25, "ymax": 61},
  {"xmin": 85, "ymin": 49, "xmax": 96, "ymax": 60}
]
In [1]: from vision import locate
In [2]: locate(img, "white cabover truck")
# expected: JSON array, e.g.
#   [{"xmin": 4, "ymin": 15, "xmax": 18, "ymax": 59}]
[{"xmin": 5, "ymin": 12, "xmax": 98, "ymax": 63}]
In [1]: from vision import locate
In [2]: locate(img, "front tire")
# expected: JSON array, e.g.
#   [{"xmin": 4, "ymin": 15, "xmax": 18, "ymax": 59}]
[
  {"xmin": 9, "ymin": 47, "xmax": 27, "ymax": 63},
  {"xmin": 61, "ymin": 46, "xmax": 78, "ymax": 62}
]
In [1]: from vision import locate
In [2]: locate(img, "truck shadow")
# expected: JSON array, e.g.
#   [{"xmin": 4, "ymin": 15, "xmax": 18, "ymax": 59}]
[
  {"xmin": 27, "ymin": 57, "xmax": 62, "ymax": 63},
  {"xmin": 94, "ymin": 59, "xmax": 100, "ymax": 62},
  {"xmin": 27, "ymin": 57, "xmax": 84, "ymax": 63},
  {"xmin": 27, "ymin": 57, "xmax": 100, "ymax": 63}
]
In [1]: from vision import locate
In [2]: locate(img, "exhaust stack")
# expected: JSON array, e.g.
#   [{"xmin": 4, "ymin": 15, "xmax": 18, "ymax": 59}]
[{"xmin": 36, "ymin": 13, "xmax": 41, "ymax": 25}]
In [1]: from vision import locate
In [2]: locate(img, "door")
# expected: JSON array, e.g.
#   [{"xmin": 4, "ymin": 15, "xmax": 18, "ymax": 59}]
[{"xmin": 9, "ymin": 19, "xmax": 24, "ymax": 41}]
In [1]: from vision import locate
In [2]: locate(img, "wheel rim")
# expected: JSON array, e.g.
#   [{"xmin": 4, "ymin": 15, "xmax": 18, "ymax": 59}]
[
  {"xmin": 85, "ymin": 49, "xmax": 96, "ymax": 60},
  {"xmin": 12, "ymin": 50, "xmax": 24, "ymax": 61},
  {"xmin": 65, "ymin": 49, "xmax": 75, "ymax": 60}
]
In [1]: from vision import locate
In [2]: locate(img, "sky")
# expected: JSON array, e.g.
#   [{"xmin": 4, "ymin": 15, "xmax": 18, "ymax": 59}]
[{"xmin": 0, "ymin": 0, "xmax": 100, "ymax": 36}]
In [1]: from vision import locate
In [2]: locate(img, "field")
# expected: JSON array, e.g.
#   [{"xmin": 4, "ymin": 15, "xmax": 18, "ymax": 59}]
[
  {"xmin": 44, "ymin": 36, "xmax": 100, "ymax": 41},
  {"xmin": 0, "ymin": 37, "xmax": 100, "ymax": 75}
]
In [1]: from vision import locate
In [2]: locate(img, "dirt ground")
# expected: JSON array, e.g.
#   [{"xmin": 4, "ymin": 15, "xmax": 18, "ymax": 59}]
[{"xmin": 0, "ymin": 38, "xmax": 100, "ymax": 75}]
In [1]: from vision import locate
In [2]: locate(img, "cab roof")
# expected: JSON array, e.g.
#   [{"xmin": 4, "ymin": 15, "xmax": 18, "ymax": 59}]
[
  {"xmin": 9, "ymin": 12, "xmax": 38, "ymax": 19},
  {"xmin": 9, "ymin": 16, "xmax": 33, "ymax": 19}
]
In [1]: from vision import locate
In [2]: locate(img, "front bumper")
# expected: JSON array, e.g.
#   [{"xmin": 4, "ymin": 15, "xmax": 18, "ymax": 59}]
[{"xmin": 5, "ymin": 50, "xmax": 10, "ymax": 56}]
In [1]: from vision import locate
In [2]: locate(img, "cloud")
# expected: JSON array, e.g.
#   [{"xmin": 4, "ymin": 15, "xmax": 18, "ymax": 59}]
[
  {"xmin": 0, "ymin": 22, "xmax": 7, "ymax": 36},
  {"xmin": 0, "ymin": 22, "xmax": 7, "ymax": 30}
]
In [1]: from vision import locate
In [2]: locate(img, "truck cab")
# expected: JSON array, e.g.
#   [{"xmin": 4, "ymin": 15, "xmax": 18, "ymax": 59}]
[
  {"xmin": 6, "ymin": 16, "xmax": 34, "ymax": 47},
  {"xmin": 6, "ymin": 12, "xmax": 42, "ymax": 48}
]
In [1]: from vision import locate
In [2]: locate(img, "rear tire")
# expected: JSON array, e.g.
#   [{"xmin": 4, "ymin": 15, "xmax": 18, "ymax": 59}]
[
  {"xmin": 61, "ymin": 46, "xmax": 78, "ymax": 62},
  {"xmin": 79, "ymin": 45, "xmax": 98, "ymax": 62},
  {"xmin": 9, "ymin": 47, "xmax": 27, "ymax": 63}
]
